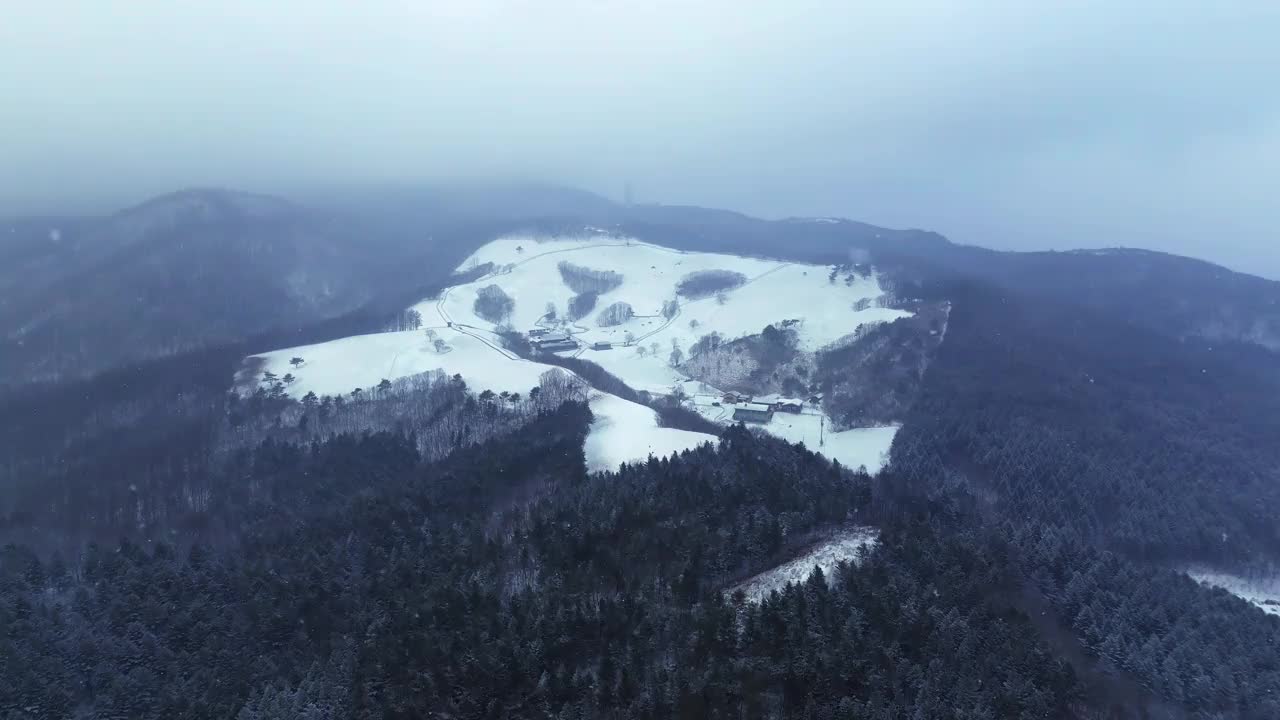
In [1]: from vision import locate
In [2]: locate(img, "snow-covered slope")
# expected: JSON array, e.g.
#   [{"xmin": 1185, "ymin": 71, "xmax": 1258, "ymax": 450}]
[
  {"xmin": 254, "ymin": 329, "xmax": 551, "ymax": 400},
  {"xmin": 727, "ymin": 528, "xmax": 879, "ymax": 603},
  {"xmin": 1187, "ymin": 570, "xmax": 1280, "ymax": 616},
  {"xmin": 585, "ymin": 393, "xmax": 715, "ymax": 472},
  {"xmin": 435, "ymin": 236, "xmax": 908, "ymax": 357},
  {"xmin": 244, "ymin": 233, "xmax": 910, "ymax": 471}
]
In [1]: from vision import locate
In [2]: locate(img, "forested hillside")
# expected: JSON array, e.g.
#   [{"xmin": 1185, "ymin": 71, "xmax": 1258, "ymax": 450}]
[
  {"xmin": 4, "ymin": 190, "xmax": 1280, "ymax": 718},
  {"xmin": 0, "ymin": 185, "xmax": 601, "ymax": 386},
  {"xmin": 2, "ymin": 413, "xmax": 1092, "ymax": 719},
  {"xmin": 888, "ymin": 280, "xmax": 1280, "ymax": 717},
  {"xmin": 893, "ymin": 281, "xmax": 1280, "ymax": 564}
]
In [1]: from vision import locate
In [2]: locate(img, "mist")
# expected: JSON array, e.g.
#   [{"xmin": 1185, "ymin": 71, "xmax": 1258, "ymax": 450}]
[{"xmin": 3, "ymin": 1, "xmax": 1278, "ymax": 275}]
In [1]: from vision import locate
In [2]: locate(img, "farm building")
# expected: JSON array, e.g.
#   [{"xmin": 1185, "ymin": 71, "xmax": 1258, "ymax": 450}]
[
  {"xmin": 733, "ymin": 403, "xmax": 774, "ymax": 423},
  {"xmin": 531, "ymin": 332, "xmax": 577, "ymax": 352},
  {"xmin": 591, "ymin": 341, "xmax": 613, "ymax": 351},
  {"xmin": 755, "ymin": 393, "xmax": 803, "ymax": 413},
  {"xmin": 723, "ymin": 391, "xmax": 750, "ymax": 404},
  {"xmin": 534, "ymin": 340, "xmax": 577, "ymax": 352},
  {"xmin": 530, "ymin": 332, "xmax": 571, "ymax": 347},
  {"xmin": 773, "ymin": 398, "xmax": 803, "ymax": 413}
]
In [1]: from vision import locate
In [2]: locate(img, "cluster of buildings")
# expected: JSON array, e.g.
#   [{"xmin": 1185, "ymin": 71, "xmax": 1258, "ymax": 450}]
[
  {"xmin": 523, "ymin": 324, "xmax": 817, "ymax": 426},
  {"xmin": 527, "ymin": 328, "xmax": 613, "ymax": 353},
  {"xmin": 528, "ymin": 328, "xmax": 577, "ymax": 352},
  {"xmin": 726, "ymin": 392, "xmax": 808, "ymax": 423}
]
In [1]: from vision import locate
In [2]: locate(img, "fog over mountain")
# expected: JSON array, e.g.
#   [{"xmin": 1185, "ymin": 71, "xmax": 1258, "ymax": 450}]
[{"xmin": 3, "ymin": 1, "xmax": 1278, "ymax": 275}]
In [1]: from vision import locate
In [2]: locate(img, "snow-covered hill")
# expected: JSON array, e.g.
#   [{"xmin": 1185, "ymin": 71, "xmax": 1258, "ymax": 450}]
[{"xmin": 245, "ymin": 233, "xmax": 912, "ymax": 471}]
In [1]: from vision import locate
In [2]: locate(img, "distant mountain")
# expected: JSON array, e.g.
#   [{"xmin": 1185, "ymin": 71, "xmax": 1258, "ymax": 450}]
[
  {"xmin": 956, "ymin": 246, "xmax": 1280, "ymax": 351},
  {"xmin": 5, "ymin": 182, "xmax": 1278, "ymax": 386},
  {"xmin": 0, "ymin": 189, "xmax": 384, "ymax": 384},
  {"xmin": 616, "ymin": 210, "xmax": 1280, "ymax": 354}
]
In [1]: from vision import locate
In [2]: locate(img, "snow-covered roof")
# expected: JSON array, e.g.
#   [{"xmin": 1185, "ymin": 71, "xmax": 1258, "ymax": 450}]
[{"xmin": 756, "ymin": 394, "xmax": 801, "ymax": 406}]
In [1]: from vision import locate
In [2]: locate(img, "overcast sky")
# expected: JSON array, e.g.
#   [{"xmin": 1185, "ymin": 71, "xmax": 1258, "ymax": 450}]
[{"xmin": 3, "ymin": 1, "xmax": 1278, "ymax": 274}]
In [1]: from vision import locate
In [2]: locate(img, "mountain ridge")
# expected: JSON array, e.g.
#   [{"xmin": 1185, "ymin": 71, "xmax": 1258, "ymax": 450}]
[{"xmin": 4, "ymin": 183, "xmax": 1278, "ymax": 385}]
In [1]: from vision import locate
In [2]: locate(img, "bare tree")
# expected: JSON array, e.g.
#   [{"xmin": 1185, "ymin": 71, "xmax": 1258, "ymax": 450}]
[{"xmin": 595, "ymin": 301, "xmax": 634, "ymax": 326}]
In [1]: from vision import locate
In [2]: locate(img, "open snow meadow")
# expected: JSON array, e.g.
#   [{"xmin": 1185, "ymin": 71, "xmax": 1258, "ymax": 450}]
[{"xmin": 246, "ymin": 234, "xmax": 910, "ymax": 471}]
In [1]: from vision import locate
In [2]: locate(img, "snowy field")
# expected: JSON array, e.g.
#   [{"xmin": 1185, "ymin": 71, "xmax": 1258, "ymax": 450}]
[
  {"xmin": 428, "ymin": 235, "xmax": 909, "ymax": 356},
  {"xmin": 693, "ymin": 402, "xmax": 898, "ymax": 473},
  {"xmin": 584, "ymin": 393, "xmax": 716, "ymax": 473},
  {"xmin": 250, "ymin": 329, "xmax": 714, "ymax": 471},
  {"xmin": 252, "ymin": 329, "xmax": 549, "ymax": 399},
  {"xmin": 727, "ymin": 528, "xmax": 880, "ymax": 603},
  {"xmin": 242, "ymin": 234, "xmax": 910, "ymax": 471},
  {"xmin": 1186, "ymin": 569, "xmax": 1280, "ymax": 616}
]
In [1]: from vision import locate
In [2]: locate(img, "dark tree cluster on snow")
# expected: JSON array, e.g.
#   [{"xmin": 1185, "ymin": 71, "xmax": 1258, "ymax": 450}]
[
  {"xmin": 473, "ymin": 284, "xmax": 515, "ymax": 324},
  {"xmin": 595, "ymin": 301, "xmax": 634, "ymax": 326},
  {"xmin": 567, "ymin": 291, "xmax": 598, "ymax": 321},
  {"xmin": 388, "ymin": 308, "xmax": 423, "ymax": 332},
  {"xmin": 557, "ymin": 260, "xmax": 623, "ymax": 295},
  {"xmin": 675, "ymin": 269, "xmax": 747, "ymax": 299}
]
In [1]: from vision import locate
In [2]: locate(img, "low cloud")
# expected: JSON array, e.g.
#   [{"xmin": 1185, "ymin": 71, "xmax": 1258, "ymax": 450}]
[{"xmin": 2, "ymin": 1, "xmax": 1277, "ymax": 274}]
